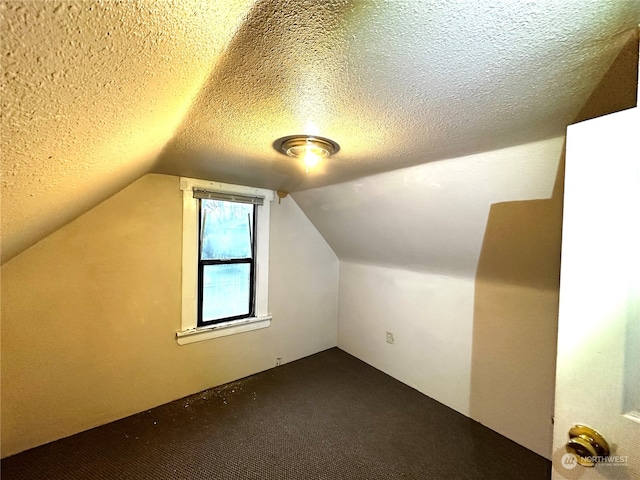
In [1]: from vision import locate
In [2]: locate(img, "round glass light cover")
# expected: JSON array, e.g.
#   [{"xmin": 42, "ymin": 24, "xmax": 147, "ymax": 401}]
[
  {"xmin": 274, "ymin": 135, "xmax": 340, "ymax": 158},
  {"xmin": 286, "ymin": 143, "xmax": 331, "ymax": 159}
]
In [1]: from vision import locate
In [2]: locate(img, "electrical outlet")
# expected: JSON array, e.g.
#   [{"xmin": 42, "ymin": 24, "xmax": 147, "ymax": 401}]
[{"xmin": 386, "ymin": 331, "xmax": 394, "ymax": 344}]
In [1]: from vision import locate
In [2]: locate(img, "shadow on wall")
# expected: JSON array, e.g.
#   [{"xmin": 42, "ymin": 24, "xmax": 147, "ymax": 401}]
[{"xmin": 469, "ymin": 31, "xmax": 639, "ymax": 459}]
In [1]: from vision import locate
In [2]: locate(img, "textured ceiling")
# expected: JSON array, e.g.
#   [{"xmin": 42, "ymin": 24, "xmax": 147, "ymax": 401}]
[
  {"xmin": 0, "ymin": 0, "xmax": 255, "ymax": 263},
  {"xmin": 1, "ymin": 0, "xmax": 639, "ymax": 264},
  {"xmin": 155, "ymin": 0, "xmax": 639, "ymax": 191}
]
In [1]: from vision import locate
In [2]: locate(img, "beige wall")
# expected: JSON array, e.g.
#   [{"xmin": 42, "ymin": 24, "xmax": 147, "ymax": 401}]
[
  {"xmin": 0, "ymin": 173, "xmax": 338, "ymax": 457},
  {"xmin": 470, "ymin": 180, "xmax": 564, "ymax": 458},
  {"xmin": 470, "ymin": 281, "xmax": 560, "ymax": 457}
]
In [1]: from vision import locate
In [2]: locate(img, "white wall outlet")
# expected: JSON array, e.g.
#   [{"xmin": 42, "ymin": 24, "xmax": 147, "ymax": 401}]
[{"xmin": 386, "ymin": 331, "xmax": 394, "ymax": 344}]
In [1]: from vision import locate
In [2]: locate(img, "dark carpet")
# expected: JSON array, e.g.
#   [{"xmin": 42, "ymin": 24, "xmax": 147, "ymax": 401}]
[{"xmin": 1, "ymin": 347, "xmax": 550, "ymax": 479}]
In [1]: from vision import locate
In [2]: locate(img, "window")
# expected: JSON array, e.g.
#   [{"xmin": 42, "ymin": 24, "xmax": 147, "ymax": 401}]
[
  {"xmin": 177, "ymin": 178, "xmax": 273, "ymax": 345},
  {"xmin": 198, "ymin": 195, "xmax": 256, "ymax": 325}
]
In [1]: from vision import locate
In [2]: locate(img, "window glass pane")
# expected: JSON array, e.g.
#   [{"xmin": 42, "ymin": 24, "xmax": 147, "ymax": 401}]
[
  {"xmin": 200, "ymin": 199, "xmax": 253, "ymax": 260},
  {"xmin": 202, "ymin": 264, "xmax": 251, "ymax": 321}
]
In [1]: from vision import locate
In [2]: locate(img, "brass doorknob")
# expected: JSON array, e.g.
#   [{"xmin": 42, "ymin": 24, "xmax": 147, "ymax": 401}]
[{"xmin": 565, "ymin": 425, "xmax": 610, "ymax": 467}]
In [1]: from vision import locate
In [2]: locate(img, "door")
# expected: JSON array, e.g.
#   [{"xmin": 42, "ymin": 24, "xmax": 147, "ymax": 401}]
[{"xmin": 552, "ymin": 105, "xmax": 639, "ymax": 479}]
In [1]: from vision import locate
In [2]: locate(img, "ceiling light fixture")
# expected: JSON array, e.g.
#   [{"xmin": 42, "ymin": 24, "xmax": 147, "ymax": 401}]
[{"xmin": 274, "ymin": 135, "xmax": 340, "ymax": 173}]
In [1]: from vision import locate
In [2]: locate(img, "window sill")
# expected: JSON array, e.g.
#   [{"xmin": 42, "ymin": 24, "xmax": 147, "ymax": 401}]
[{"xmin": 175, "ymin": 315, "xmax": 272, "ymax": 345}]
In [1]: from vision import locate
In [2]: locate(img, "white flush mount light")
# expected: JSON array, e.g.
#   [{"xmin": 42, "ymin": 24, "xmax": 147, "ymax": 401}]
[{"xmin": 274, "ymin": 135, "xmax": 340, "ymax": 173}]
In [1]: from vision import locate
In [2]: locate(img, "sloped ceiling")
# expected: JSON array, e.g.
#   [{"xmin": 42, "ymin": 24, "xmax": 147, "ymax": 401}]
[
  {"xmin": 1, "ymin": 0, "xmax": 639, "ymax": 264},
  {"xmin": 293, "ymin": 136, "xmax": 565, "ymax": 280},
  {"xmin": 0, "ymin": 0, "xmax": 255, "ymax": 263}
]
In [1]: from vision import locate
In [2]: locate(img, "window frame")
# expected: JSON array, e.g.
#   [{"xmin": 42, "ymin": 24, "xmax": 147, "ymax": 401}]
[
  {"xmin": 177, "ymin": 177, "xmax": 273, "ymax": 345},
  {"xmin": 197, "ymin": 200, "xmax": 257, "ymax": 326}
]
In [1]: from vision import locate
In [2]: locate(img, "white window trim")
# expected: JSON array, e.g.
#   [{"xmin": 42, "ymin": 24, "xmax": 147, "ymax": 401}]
[{"xmin": 177, "ymin": 177, "xmax": 273, "ymax": 345}]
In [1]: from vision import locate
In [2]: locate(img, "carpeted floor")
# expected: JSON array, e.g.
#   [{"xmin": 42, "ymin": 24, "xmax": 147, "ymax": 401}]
[{"xmin": 1, "ymin": 348, "xmax": 550, "ymax": 479}]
